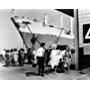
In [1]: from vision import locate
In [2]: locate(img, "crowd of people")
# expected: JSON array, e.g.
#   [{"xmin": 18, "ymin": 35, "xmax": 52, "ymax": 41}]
[
  {"xmin": 3, "ymin": 43, "xmax": 75, "ymax": 77},
  {"xmin": 4, "ymin": 48, "xmax": 26, "ymax": 67},
  {"xmin": 34, "ymin": 43, "xmax": 75, "ymax": 76}
]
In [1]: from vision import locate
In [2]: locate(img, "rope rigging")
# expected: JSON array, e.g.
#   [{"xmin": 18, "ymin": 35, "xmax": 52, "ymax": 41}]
[{"xmin": 21, "ymin": 23, "xmax": 40, "ymax": 47}]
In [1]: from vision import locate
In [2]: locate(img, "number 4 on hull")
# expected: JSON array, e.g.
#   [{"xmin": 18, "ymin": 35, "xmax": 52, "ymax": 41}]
[{"xmin": 85, "ymin": 28, "xmax": 90, "ymax": 39}]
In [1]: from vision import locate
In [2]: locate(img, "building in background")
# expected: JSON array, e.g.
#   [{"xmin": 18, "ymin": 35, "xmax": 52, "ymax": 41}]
[{"xmin": 79, "ymin": 9, "xmax": 90, "ymax": 69}]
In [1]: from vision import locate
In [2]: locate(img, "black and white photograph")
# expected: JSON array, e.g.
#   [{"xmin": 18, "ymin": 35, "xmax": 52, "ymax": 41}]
[{"xmin": 0, "ymin": 8, "xmax": 90, "ymax": 80}]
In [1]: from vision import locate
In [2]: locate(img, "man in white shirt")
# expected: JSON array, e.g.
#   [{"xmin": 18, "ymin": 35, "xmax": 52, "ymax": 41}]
[{"xmin": 35, "ymin": 43, "xmax": 45, "ymax": 77}]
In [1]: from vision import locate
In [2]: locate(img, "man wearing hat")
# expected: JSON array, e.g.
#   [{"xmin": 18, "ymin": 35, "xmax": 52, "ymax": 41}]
[{"xmin": 35, "ymin": 43, "xmax": 45, "ymax": 77}]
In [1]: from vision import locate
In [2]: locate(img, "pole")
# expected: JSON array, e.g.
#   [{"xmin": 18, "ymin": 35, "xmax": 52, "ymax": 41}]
[
  {"xmin": 26, "ymin": 25, "xmax": 41, "ymax": 45},
  {"xmin": 74, "ymin": 9, "xmax": 79, "ymax": 69}
]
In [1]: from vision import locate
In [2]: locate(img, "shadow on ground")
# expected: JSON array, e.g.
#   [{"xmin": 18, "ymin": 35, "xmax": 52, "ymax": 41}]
[
  {"xmin": 26, "ymin": 72, "xmax": 39, "ymax": 76},
  {"xmin": 26, "ymin": 66, "xmax": 64, "ymax": 77}
]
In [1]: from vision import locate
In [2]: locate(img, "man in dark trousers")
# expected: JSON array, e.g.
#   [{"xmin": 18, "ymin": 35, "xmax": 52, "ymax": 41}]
[
  {"xmin": 35, "ymin": 43, "xmax": 45, "ymax": 77},
  {"xmin": 18, "ymin": 48, "xmax": 25, "ymax": 66},
  {"xmin": 27, "ymin": 48, "xmax": 32, "ymax": 64}
]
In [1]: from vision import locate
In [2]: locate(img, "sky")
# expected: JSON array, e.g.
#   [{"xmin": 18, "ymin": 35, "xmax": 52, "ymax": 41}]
[
  {"xmin": 0, "ymin": 9, "xmax": 24, "ymax": 52},
  {"xmin": 0, "ymin": 9, "xmax": 73, "ymax": 52}
]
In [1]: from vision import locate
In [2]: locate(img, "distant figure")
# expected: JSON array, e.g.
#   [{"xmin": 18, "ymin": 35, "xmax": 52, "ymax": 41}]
[
  {"xmin": 18, "ymin": 50, "xmax": 21, "ymax": 66},
  {"xmin": 63, "ymin": 45, "xmax": 72, "ymax": 74},
  {"xmin": 27, "ymin": 48, "xmax": 32, "ymax": 64},
  {"xmin": 4, "ymin": 50, "xmax": 10, "ymax": 67},
  {"xmin": 45, "ymin": 46, "xmax": 52, "ymax": 66},
  {"xmin": 13, "ymin": 48, "xmax": 18, "ymax": 66},
  {"xmin": 43, "ymin": 13, "xmax": 48, "ymax": 26},
  {"xmin": 33, "ymin": 18, "xmax": 38, "ymax": 22},
  {"xmin": 10, "ymin": 49, "xmax": 15, "ymax": 66},
  {"xmin": 35, "ymin": 43, "xmax": 45, "ymax": 76},
  {"xmin": 18, "ymin": 48, "xmax": 25, "ymax": 66}
]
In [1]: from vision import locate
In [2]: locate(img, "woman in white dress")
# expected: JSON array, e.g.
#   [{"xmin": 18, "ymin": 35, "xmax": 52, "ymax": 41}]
[
  {"xmin": 13, "ymin": 48, "xmax": 18, "ymax": 66},
  {"xmin": 49, "ymin": 44, "xmax": 63, "ymax": 72}
]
